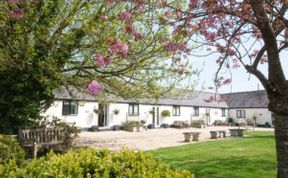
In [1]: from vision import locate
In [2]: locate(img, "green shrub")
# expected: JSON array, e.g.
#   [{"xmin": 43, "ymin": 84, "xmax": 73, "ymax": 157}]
[
  {"xmin": 0, "ymin": 134, "xmax": 25, "ymax": 166},
  {"xmin": 1, "ymin": 148, "xmax": 194, "ymax": 178},
  {"xmin": 161, "ymin": 110, "xmax": 171, "ymax": 118}
]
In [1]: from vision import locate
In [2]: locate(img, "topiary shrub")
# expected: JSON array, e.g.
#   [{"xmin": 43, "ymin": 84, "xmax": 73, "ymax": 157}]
[
  {"xmin": 0, "ymin": 148, "xmax": 194, "ymax": 178},
  {"xmin": 0, "ymin": 134, "xmax": 25, "ymax": 166}
]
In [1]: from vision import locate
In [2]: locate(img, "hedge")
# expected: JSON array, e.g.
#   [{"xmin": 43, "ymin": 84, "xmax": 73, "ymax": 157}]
[{"xmin": 0, "ymin": 148, "xmax": 194, "ymax": 178}]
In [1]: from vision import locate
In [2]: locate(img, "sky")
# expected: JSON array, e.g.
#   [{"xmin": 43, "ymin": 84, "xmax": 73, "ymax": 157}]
[{"xmin": 191, "ymin": 51, "xmax": 288, "ymax": 94}]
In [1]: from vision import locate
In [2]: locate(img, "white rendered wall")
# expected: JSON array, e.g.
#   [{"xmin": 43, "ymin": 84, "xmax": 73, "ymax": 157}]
[
  {"xmin": 43, "ymin": 100, "xmax": 228, "ymax": 128},
  {"xmin": 43, "ymin": 100, "xmax": 99, "ymax": 128},
  {"xmin": 191, "ymin": 107, "xmax": 228, "ymax": 125},
  {"xmin": 228, "ymin": 108, "xmax": 273, "ymax": 126},
  {"xmin": 108, "ymin": 103, "xmax": 128, "ymax": 126}
]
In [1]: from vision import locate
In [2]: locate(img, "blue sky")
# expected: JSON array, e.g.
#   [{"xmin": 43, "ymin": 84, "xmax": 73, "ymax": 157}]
[{"xmin": 192, "ymin": 51, "xmax": 288, "ymax": 93}]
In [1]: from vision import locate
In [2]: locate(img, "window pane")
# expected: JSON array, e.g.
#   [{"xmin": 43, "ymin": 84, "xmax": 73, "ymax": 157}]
[
  {"xmin": 62, "ymin": 101, "xmax": 70, "ymax": 115},
  {"xmin": 128, "ymin": 104, "xmax": 133, "ymax": 115},
  {"xmin": 194, "ymin": 107, "xmax": 199, "ymax": 116},
  {"xmin": 62, "ymin": 101, "xmax": 78, "ymax": 115},
  {"xmin": 134, "ymin": 104, "xmax": 139, "ymax": 115},
  {"xmin": 222, "ymin": 109, "xmax": 226, "ymax": 116},
  {"xmin": 71, "ymin": 102, "xmax": 78, "ymax": 114}
]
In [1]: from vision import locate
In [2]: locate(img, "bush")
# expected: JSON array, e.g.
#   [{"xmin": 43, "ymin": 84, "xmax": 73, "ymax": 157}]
[
  {"xmin": 0, "ymin": 134, "xmax": 25, "ymax": 166},
  {"xmin": 1, "ymin": 148, "xmax": 194, "ymax": 178},
  {"xmin": 161, "ymin": 110, "xmax": 171, "ymax": 118}
]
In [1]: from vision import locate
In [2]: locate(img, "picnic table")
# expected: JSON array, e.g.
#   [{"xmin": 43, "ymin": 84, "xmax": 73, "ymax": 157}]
[
  {"xmin": 210, "ymin": 130, "xmax": 226, "ymax": 139},
  {"xmin": 183, "ymin": 132, "xmax": 201, "ymax": 142}
]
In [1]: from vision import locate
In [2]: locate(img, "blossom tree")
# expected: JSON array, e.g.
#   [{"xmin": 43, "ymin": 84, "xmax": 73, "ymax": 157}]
[
  {"xmin": 159, "ymin": 0, "xmax": 288, "ymax": 177},
  {"xmin": 0, "ymin": 0, "xmax": 193, "ymax": 134}
]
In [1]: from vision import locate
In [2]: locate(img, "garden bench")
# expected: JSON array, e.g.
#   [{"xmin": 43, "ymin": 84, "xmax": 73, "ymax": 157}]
[
  {"xmin": 229, "ymin": 129, "xmax": 244, "ymax": 137},
  {"xmin": 183, "ymin": 132, "xmax": 201, "ymax": 142},
  {"xmin": 18, "ymin": 128, "xmax": 66, "ymax": 158},
  {"xmin": 210, "ymin": 130, "xmax": 226, "ymax": 139}
]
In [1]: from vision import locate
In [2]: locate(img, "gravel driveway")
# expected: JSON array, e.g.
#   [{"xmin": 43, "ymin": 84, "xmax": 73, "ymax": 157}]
[{"xmin": 74, "ymin": 126, "xmax": 274, "ymax": 151}]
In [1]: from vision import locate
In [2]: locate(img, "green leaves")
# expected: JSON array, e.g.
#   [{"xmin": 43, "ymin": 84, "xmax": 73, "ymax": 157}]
[
  {"xmin": 1, "ymin": 148, "xmax": 194, "ymax": 178},
  {"xmin": 0, "ymin": 0, "xmax": 196, "ymax": 133}
]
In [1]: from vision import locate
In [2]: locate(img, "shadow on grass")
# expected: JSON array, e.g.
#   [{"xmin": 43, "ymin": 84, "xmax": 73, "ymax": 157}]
[
  {"xmin": 172, "ymin": 157, "xmax": 276, "ymax": 178},
  {"xmin": 247, "ymin": 135, "xmax": 275, "ymax": 139},
  {"xmin": 244, "ymin": 131, "xmax": 275, "ymax": 138}
]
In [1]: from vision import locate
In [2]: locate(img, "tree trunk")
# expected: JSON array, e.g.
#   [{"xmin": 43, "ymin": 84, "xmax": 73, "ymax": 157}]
[{"xmin": 273, "ymin": 114, "xmax": 288, "ymax": 178}]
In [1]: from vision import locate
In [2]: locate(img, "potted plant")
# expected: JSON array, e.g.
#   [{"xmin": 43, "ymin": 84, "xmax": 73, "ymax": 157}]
[
  {"xmin": 113, "ymin": 109, "xmax": 120, "ymax": 115},
  {"xmin": 161, "ymin": 110, "xmax": 171, "ymax": 118},
  {"xmin": 93, "ymin": 109, "xmax": 100, "ymax": 114}
]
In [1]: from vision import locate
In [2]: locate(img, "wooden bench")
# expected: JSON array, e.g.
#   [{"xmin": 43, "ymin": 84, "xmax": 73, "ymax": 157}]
[
  {"xmin": 18, "ymin": 128, "xmax": 66, "ymax": 158},
  {"xmin": 210, "ymin": 130, "xmax": 226, "ymax": 139},
  {"xmin": 183, "ymin": 132, "xmax": 201, "ymax": 142},
  {"xmin": 229, "ymin": 129, "xmax": 244, "ymax": 137}
]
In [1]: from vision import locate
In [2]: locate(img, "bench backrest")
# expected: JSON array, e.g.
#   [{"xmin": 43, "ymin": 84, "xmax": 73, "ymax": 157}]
[{"xmin": 18, "ymin": 128, "xmax": 65, "ymax": 147}]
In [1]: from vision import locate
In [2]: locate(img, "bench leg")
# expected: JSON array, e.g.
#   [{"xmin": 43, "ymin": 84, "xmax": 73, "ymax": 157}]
[
  {"xmin": 210, "ymin": 132, "xmax": 218, "ymax": 139},
  {"xmin": 218, "ymin": 132, "xmax": 221, "ymax": 138},
  {"xmin": 184, "ymin": 134, "xmax": 192, "ymax": 142},
  {"xmin": 33, "ymin": 142, "xmax": 38, "ymax": 158},
  {"xmin": 192, "ymin": 134, "xmax": 200, "ymax": 141}
]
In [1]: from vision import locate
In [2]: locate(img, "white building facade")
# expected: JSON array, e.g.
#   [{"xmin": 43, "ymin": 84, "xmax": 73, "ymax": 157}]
[{"xmin": 43, "ymin": 89, "xmax": 272, "ymax": 129}]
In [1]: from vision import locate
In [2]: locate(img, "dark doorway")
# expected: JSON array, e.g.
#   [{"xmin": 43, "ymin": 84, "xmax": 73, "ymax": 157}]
[
  {"xmin": 98, "ymin": 104, "xmax": 108, "ymax": 127},
  {"xmin": 152, "ymin": 106, "xmax": 160, "ymax": 126}
]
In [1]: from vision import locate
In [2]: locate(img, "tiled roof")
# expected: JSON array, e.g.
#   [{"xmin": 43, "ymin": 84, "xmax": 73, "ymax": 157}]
[
  {"xmin": 224, "ymin": 90, "xmax": 268, "ymax": 108},
  {"xmin": 54, "ymin": 87, "xmax": 269, "ymax": 108},
  {"xmin": 53, "ymin": 87, "xmax": 228, "ymax": 108}
]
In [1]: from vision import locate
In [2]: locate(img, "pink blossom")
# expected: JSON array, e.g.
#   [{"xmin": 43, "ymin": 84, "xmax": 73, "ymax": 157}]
[
  {"xmin": 100, "ymin": 16, "xmax": 108, "ymax": 21},
  {"xmin": 177, "ymin": 65, "xmax": 186, "ymax": 75},
  {"xmin": 165, "ymin": 42, "xmax": 187, "ymax": 52},
  {"xmin": 124, "ymin": 24, "xmax": 135, "ymax": 33},
  {"xmin": 86, "ymin": 80, "xmax": 104, "ymax": 96},
  {"xmin": 11, "ymin": 8, "xmax": 24, "ymax": 19},
  {"xmin": 9, "ymin": 0, "xmax": 21, "ymax": 3},
  {"xmin": 109, "ymin": 39, "xmax": 129, "ymax": 57},
  {"xmin": 133, "ymin": 32, "xmax": 145, "ymax": 41},
  {"xmin": 119, "ymin": 11, "xmax": 132, "ymax": 21},
  {"xmin": 189, "ymin": 0, "xmax": 198, "ymax": 8},
  {"xmin": 94, "ymin": 54, "xmax": 106, "ymax": 68},
  {"xmin": 284, "ymin": 29, "xmax": 288, "ymax": 38}
]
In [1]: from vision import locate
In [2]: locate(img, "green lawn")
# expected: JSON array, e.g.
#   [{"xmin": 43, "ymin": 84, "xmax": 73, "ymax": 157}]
[{"xmin": 149, "ymin": 131, "xmax": 276, "ymax": 178}]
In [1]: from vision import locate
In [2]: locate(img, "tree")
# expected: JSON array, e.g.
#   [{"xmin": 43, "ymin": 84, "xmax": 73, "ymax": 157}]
[
  {"xmin": 159, "ymin": 0, "xmax": 287, "ymax": 177},
  {"xmin": 0, "ymin": 0, "xmax": 194, "ymax": 134}
]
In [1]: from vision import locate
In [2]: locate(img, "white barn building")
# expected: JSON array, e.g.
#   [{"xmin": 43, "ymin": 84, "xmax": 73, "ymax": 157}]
[
  {"xmin": 43, "ymin": 89, "xmax": 272, "ymax": 130},
  {"xmin": 225, "ymin": 90, "xmax": 273, "ymax": 127}
]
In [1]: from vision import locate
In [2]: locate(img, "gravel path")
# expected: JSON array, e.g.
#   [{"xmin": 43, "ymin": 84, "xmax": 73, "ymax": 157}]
[{"xmin": 75, "ymin": 126, "xmax": 274, "ymax": 151}]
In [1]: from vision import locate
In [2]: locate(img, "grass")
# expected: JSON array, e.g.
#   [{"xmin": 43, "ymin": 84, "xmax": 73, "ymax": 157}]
[{"xmin": 149, "ymin": 131, "xmax": 276, "ymax": 178}]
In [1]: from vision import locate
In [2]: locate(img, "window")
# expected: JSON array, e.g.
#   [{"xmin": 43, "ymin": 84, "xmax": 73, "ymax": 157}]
[
  {"xmin": 193, "ymin": 107, "xmax": 199, "ymax": 116},
  {"xmin": 172, "ymin": 106, "xmax": 180, "ymax": 116},
  {"xmin": 62, "ymin": 100, "xmax": 78, "ymax": 115},
  {"xmin": 221, "ymin": 108, "xmax": 226, "ymax": 117},
  {"xmin": 128, "ymin": 103, "xmax": 139, "ymax": 116},
  {"xmin": 236, "ymin": 110, "xmax": 246, "ymax": 118}
]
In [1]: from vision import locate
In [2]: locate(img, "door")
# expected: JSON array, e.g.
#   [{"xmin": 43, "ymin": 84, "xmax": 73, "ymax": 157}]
[
  {"xmin": 98, "ymin": 104, "xmax": 108, "ymax": 127},
  {"xmin": 152, "ymin": 106, "xmax": 160, "ymax": 126},
  {"xmin": 206, "ymin": 108, "xmax": 211, "ymax": 125}
]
